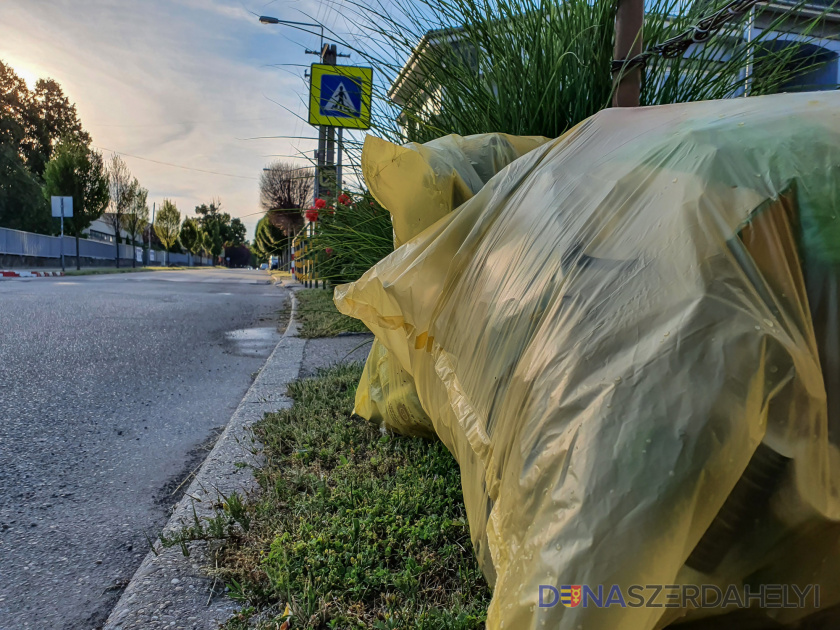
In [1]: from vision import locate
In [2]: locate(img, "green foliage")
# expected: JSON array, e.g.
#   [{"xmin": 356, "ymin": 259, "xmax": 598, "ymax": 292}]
[
  {"xmin": 209, "ymin": 219, "xmax": 223, "ymax": 258},
  {"xmin": 309, "ymin": 192, "xmax": 394, "ymax": 285},
  {"xmin": 154, "ymin": 198, "xmax": 181, "ymax": 254},
  {"xmin": 295, "ymin": 289, "xmax": 369, "ymax": 338},
  {"xmin": 28, "ymin": 78, "xmax": 91, "ymax": 175},
  {"xmin": 0, "ymin": 143, "xmax": 49, "ymax": 233},
  {"xmin": 252, "ymin": 214, "xmax": 289, "ymax": 263},
  {"xmin": 0, "ymin": 60, "xmax": 92, "ymax": 233},
  {"xmin": 215, "ymin": 363, "xmax": 490, "ymax": 629},
  {"xmin": 0, "ymin": 60, "xmax": 90, "ymax": 176},
  {"xmin": 228, "ymin": 217, "xmax": 246, "ymax": 247},
  {"xmin": 180, "ymin": 217, "xmax": 200, "ymax": 254},
  {"xmin": 121, "ymin": 178, "xmax": 148, "ymax": 255},
  {"xmin": 158, "ymin": 490, "xmax": 253, "ymax": 557},
  {"xmin": 344, "ymin": 0, "xmax": 839, "ymax": 143},
  {"xmin": 43, "ymin": 140, "xmax": 110, "ymax": 267}
]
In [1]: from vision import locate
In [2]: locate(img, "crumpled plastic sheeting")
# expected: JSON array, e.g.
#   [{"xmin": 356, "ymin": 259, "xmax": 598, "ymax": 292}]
[
  {"xmin": 356, "ymin": 132, "xmax": 550, "ymax": 435},
  {"xmin": 362, "ymin": 132, "xmax": 549, "ymax": 247},
  {"xmin": 336, "ymin": 92, "xmax": 840, "ymax": 629}
]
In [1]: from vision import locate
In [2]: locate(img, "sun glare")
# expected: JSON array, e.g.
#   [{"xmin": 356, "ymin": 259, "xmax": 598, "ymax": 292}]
[{"xmin": 7, "ymin": 61, "xmax": 42, "ymax": 89}]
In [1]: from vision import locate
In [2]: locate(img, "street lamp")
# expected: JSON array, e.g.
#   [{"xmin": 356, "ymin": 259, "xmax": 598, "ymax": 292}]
[{"xmin": 259, "ymin": 16, "xmax": 324, "ymax": 49}]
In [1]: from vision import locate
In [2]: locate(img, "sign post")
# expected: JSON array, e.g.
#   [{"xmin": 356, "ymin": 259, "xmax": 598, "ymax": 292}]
[
  {"xmin": 307, "ymin": 55, "xmax": 372, "ymax": 289},
  {"xmin": 308, "ymin": 58, "xmax": 373, "ymax": 201},
  {"xmin": 51, "ymin": 196, "xmax": 74, "ymax": 272}
]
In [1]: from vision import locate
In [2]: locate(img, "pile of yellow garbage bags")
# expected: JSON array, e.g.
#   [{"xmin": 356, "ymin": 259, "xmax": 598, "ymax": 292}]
[{"xmin": 335, "ymin": 92, "xmax": 840, "ymax": 629}]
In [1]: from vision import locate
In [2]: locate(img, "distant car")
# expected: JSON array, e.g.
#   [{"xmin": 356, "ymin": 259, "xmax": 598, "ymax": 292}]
[{"xmin": 259, "ymin": 263, "xmax": 268, "ymax": 270}]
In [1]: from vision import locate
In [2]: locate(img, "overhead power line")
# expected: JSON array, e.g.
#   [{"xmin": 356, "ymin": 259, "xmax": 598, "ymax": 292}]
[{"xmin": 92, "ymin": 145, "xmax": 260, "ymax": 181}]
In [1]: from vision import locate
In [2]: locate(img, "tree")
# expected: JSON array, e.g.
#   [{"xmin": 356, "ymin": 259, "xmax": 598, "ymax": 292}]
[
  {"xmin": 106, "ymin": 154, "xmax": 133, "ymax": 267},
  {"xmin": 0, "ymin": 62, "xmax": 49, "ymax": 233},
  {"xmin": 43, "ymin": 141, "xmax": 110, "ymax": 269},
  {"xmin": 1, "ymin": 62, "xmax": 89, "ymax": 177},
  {"xmin": 195, "ymin": 197, "xmax": 234, "ymax": 244},
  {"xmin": 0, "ymin": 61, "xmax": 30, "ymax": 156},
  {"xmin": 154, "ymin": 199, "xmax": 180, "ymax": 266},
  {"xmin": 1, "ymin": 61, "xmax": 98, "ymax": 236},
  {"xmin": 122, "ymin": 179, "xmax": 148, "ymax": 268},
  {"xmin": 228, "ymin": 217, "xmax": 246, "ymax": 247},
  {"xmin": 179, "ymin": 217, "xmax": 199, "ymax": 266},
  {"xmin": 252, "ymin": 214, "xmax": 288, "ymax": 263},
  {"xmin": 208, "ymin": 220, "xmax": 223, "ymax": 265},
  {"xmin": 0, "ymin": 143, "xmax": 49, "ymax": 233},
  {"xmin": 28, "ymin": 79, "xmax": 90, "ymax": 176},
  {"xmin": 259, "ymin": 161, "xmax": 312, "ymax": 235}
]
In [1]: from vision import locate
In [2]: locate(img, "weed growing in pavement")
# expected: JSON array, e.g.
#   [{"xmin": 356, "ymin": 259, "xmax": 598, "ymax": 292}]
[
  {"xmin": 157, "ymin": 491, "xmax": 251, "ymax": 557},
  {"xmin": 214, "ymin": 362, "xmax": 490, "ymax": 629}
]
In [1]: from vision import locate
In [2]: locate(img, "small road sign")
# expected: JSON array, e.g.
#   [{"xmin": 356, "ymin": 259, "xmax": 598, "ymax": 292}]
[
  {"xmin": 51, "ymin": 196, "xmax": 73, "ymax": 218},
  {"xmin": 308, "ymin": 64, "xmax": 372, "ymax": 129},
  {"xmin": 51, "ymin": 196, "xmax": 73, "ymax": 272}
]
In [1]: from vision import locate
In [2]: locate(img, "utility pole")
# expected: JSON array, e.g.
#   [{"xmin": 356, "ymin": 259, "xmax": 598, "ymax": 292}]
[
  {"xmin": 148, "ymin": 202, "xmax": 155, "ymax": 266},
  {"xmin": 315, "ymin": 43, "xmax": 337, "ymax": 203},
  {"xmin": 612, "ymin": 0, "xmax": 643, "ymax": 107}
]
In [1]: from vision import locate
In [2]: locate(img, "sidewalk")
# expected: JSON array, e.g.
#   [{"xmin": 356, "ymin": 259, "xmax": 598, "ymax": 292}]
[{"xmin": 104, "ymin": 291, "xmax": 372, "ymax": 630}]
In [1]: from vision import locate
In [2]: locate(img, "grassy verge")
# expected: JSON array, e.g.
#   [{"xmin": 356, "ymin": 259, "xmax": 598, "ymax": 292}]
[
  {"xmin": 295, "ymin": 289, "xmax": 369, "ymax": 338},
  {"xmin": 64, "ymin": 265, "xmax": 203, "ymax": 276},
  {"xmin": 218, "ymin": 363, "xmax": 489, "ymax": 629}
]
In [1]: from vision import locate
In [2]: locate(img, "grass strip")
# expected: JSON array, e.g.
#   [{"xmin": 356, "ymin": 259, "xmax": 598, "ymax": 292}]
[
  {"xmin": 295, "ymin": 289, "xmax": 369, "ymax": 338},
  {"xmin": 64, "ymin": 265, "xmax": 204, "ymax": 276},
  {"xmin": 220, "ymin": 362, "xmax": 490, "ymax": 629}
]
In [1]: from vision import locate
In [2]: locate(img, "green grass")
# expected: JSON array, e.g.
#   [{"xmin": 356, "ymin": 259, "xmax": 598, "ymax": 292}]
[
  {"xmin": 295, "ymin": 289, "xmax": 369, "ymax": 338},
  {"xmin": 63, "ymin": 265, "xmax": 204, "ymax": 276},
  {"xmin": 64, "ymin": 266, "xmax": 151, "ymax": 276},
  {"xmin": 335, "ymin": 0, "xmax": 838, "ymax": 147},
  {"xmin": 217, "ymin": 362, "xmax": 489, "ymax": 629}
]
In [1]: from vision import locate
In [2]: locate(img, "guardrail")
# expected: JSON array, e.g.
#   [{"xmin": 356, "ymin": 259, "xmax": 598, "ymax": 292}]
[{"xmin": 0, "ymin": 226, "xmax": 212, "ymax": 266}]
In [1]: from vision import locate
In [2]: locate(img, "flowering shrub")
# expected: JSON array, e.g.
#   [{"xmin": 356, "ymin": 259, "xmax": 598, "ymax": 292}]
[{"xmin": 308, "ymin": 191, "xmax": 394, "ymax": 284}]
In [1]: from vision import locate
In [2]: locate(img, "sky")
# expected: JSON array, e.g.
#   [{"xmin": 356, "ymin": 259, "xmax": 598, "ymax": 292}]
[{"xmin": 0, "ymin": 0, "xmax": 363, "ymax": 239}]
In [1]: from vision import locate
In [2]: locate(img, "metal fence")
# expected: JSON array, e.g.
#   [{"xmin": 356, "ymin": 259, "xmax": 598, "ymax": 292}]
[{"xmin": 0, "ymin": 226, "xmax": 212, "ymax": 266}]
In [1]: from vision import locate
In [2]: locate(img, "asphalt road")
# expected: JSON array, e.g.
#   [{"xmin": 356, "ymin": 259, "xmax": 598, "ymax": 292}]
[{"xmin": 0, "ymin": 269, "xmax": 287, "ymax": 630}]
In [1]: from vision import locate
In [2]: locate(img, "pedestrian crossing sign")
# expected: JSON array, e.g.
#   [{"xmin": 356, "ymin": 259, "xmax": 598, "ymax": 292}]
[{"xmin": 308, "ymin": 64, "xmax": 372, "ymax": 129}]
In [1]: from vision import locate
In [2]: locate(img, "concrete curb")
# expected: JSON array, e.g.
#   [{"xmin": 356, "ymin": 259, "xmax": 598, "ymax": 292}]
[
  {"xmin": 104, "ymin": 292, "xmax": 305, "ymax": 630},
  {"xmin": 284, "ymin": 290, "xmax": 300, "ymax": 338},
  {"xmin": 0, "ymin": 270, "xmax": 64, "ymax": 278}
]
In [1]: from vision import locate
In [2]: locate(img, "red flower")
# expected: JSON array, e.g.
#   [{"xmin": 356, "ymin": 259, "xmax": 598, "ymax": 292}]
[
  {"xmin": 314, "ymin": 198, "xmax": 327, "ymax": 209},
  {"xmin": 338, "ymin": 193, "xmax": 351, "ymax": 205},
  {"xmin": 325, "ymin": 247, "xmax": 334, "ymax": 256},
  {"xmin": 305, "ymin": 207, "xmax": 319, "ymax": 222}
]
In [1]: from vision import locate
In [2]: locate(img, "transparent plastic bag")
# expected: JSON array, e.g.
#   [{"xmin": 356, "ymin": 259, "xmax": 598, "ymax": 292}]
[{"xmin": 337, "ymin": 92, "xmax": 840, "ymax": 629}]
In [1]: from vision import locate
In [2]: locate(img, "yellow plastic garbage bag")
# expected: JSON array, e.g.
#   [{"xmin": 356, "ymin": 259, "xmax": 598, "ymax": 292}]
[
  {"xmin": 336, "ymin": 91, "xmax": 840, "ymax": 630},
  {"xmin": 362, "ymin": 132, "xmax": 550, "ymax": 247},
  {"xmin": 356, "ymin": 132, "xmax": 551, "ymax": 436}
]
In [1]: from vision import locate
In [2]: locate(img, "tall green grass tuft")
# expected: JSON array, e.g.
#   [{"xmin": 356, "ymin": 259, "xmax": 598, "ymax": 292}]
[
  {"xmin": 309, "ymin": 192, "xmax": 394, "ymax": 285},
  {"xmin": 333, "ymin": 0, "xmax": 839, "ymax": 143}
]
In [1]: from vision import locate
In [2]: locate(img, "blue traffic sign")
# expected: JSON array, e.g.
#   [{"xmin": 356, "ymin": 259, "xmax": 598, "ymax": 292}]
[{"xmin": 319, "ymin": 74, "xmax": 362, "ymax": 118}]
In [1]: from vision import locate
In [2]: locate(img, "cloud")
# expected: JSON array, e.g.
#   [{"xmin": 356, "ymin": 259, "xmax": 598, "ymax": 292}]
[{"xmin": 1, "ymin": 0, "xmax": 321, "ymax": 237}]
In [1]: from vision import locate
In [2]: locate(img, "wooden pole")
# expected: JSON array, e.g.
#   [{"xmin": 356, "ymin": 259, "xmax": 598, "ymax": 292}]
[{"xmin": 612, "ymin": 0, "xmax": 643, "ymax": 107}]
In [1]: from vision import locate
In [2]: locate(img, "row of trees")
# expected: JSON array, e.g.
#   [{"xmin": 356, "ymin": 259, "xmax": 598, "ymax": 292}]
[
  {"xmin": 2, "ymin": 60, "xmax": 250, "ymax": 269},
  {"xmin": 152, "ymin": 198, "xmax": 248, "ymax": 266}
]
